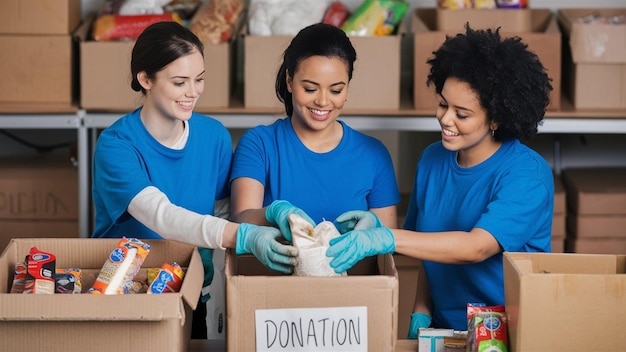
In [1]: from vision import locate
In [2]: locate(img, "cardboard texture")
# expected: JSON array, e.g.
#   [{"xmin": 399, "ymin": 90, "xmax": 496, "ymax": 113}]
[
  {"xmin": 225, "ymin": 252, "xmax": 399, "ymax": 351},
  {"xmin": 565, "ymin": 237, "xmax": 626, "ymax": 254},
  {"xmin": 394, "ymin": 254, "xmax": 421, "ymax": 339},
  {"xmin": 552, "ymin": 213, "xmax": 565, "ymax": 237},
  {"xmin": 412, "ymin": 8, "xmax": 561, "ymax": 111},
  {"xmin": 78, "ymin": 15, "xmax": 233, "ymax": 112},
  {"xmin": 551, "ymin": 236, "xmax": 565, "ymax": 253},
  {"xmin": 558, "ymin": 9, "xmax": 626, "ymax": 109},
  {"xmin": 0, "ymin": 238, "xmax": 203, "ymax": 352},
  {"xmin": 554, "ymin": 173, "xmax": 565, "ymax": 215},
  {"xmin": 0, "ymin": 0, "xmax": 81, "ymax": 35},
  {"xmin": 0, "ymin": 34, "xmax": 76, "ymax": 105},
  {"xmin": 242, "ymin": 28, "xmax": 402, "ymax": 111},
  {"xmin": 562, "ymin": 168, "xmax": 626, "ymax": 216},
  {"xmin": 504, "ymin": 252, "xmax": 626, "ymax": 351},
  {"xmin": 436, "ymin": 8, "xmax": 532, "ymax": 32},
  {"xmin": 0, "ymin": 158, "xmax": 78, "ymax": 251},
  {"xmin": 567, "ymin": 214, "xmax": 626, "ymax": 238}
]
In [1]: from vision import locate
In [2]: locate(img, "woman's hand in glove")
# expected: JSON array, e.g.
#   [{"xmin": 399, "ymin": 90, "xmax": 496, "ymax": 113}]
[
  {"xmin": 235, "ymin": 223, "xmax": 299, "ymax": 274},
  {"xmin": 407, "ymin": 312, "xmax": 432, "ymax": 339},
  {"xmin": 334, "ymin": 210, "xmax": 382, "ymax": 234},
  {"xmin": 326, "ymin": 226, "xmax": 395, "ymax": 274},
  {"xmin": 265, "ymin": 200, "xmax": 315, "ymax": 242}
]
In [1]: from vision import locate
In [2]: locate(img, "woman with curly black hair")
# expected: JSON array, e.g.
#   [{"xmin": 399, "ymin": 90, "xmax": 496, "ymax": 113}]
[{"xmin": 325, "ymin": 25, "xmax": 555, "ymax": 334}]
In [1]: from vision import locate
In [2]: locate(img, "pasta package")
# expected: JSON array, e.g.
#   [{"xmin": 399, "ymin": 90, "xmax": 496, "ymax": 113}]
[
  {"xmin": 89, "ymin": 237, "xmax": 151, "ymax": 294},
  {"xmin": 92, "ymin": 13, "xmax": 183, "ymax": 41},
  {"xmin": 288, "ymin": 214, "xmax": 345, "ymax": 277}
]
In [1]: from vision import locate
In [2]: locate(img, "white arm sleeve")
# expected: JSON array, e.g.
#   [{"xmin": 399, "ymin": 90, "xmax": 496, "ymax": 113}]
[{"xmin": 127, "ymin": 186, "xmax": 227, "ymax": 249}]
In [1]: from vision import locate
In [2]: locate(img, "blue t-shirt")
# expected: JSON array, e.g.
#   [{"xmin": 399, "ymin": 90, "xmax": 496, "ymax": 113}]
[
  {"xmin": 92, "ymin": 107, "xmax": 232, "ymax": 239},
  {"xmin": 403, "ymin": 139, "xmax": 553, "ymax": 330},
  {"xmin": 230, "ymin": 117, "xmax": 400, "ymax": 223}
]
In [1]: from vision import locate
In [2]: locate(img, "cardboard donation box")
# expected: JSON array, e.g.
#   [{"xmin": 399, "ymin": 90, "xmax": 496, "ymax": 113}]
[
  {"xmin": 242, "ymin": 29, "xmax": 402, "ymax": 111},
  {"xmin": 504, "ymin": 252, "xmax": 626, "ymax": 351},
  {"xmin": 0, "ymin": 158, "xmax": 78, "ymax": 252},
  {"xmin": 78, "ymin": 15, "xmax": 233, "ymax": 112},
  {"xmin": 562, "ymin": 168, "xmax": 626, "ymax": 254},
  {"xmin": 0, "ymin": 0, "xmax": 81, "ymax": 35},
  {"xmin": 558, "ymin": 9, "xmax": 626, "ymax": 109},
  {"xmin": 412, "ymin": 8, "xmax": 561, "ymax": 111},
  {"xmin": 226, "ymin": 252, "xmax": 399, "ymax": 351},
  {"xmin": 436, "ymin": 8, "xmax": 532, "ymax": 32},
  {"xmin": 0, "ymin": 238, "xmax": 203, "ymax": 352}
]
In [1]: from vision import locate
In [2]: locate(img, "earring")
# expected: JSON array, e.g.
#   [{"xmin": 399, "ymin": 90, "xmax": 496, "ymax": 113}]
[{"xmin": 491, "ymin": 129, "xmax": 495, "ymax": 137}]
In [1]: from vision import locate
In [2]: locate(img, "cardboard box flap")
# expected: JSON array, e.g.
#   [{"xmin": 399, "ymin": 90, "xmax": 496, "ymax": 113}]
[
  {"xmin": 558, "ymin": 9, "xmax": 626, "ymax": 64},
  {"xmin": 505, "ymin": 252, "xmax": 619, "ymax": 275}
]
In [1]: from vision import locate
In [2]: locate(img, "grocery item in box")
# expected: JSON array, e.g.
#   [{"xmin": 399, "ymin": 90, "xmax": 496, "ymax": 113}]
[
  {"xmin": 288, "ymin": 214, "xmax": 344, "ymax": 277},
  {"xmin": 89, "ymin": 237, "xmax": 151, "ymax": 294},
  {"xmin": 466, "ymin": 304, "xmax": 508, "ymax": 352},
  {"xmin": 342, "ymin": 0, "xmax": 408, "ymax": 36},
  {"xmin": 24, "ymin": 247, "xmax": 56, "ymax": 294},
  {"xmin": 55, "ymin": 268, "xmax": 82, "ymax": 294},
  {"xmin": 147, "ymin": 262, "xmax": 185, "ymax": 294}
]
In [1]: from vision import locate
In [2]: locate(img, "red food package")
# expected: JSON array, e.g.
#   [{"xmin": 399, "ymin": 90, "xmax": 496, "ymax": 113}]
[
  {"xmin": 92, "ymin": 13, "xmax": 183, "ymax": 41},
  {"xmin": 467, "ymin": 304, "xmax": 508, "ymax": 352},
  {"xmin": 323, "ymin": 1, "xmax": 351, "ymax": 28}
]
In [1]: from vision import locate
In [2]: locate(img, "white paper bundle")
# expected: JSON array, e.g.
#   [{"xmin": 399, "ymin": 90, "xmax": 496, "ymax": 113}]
[{"xmin": 288, "ymin": 214, "xmax": 346, "ymax": 277}]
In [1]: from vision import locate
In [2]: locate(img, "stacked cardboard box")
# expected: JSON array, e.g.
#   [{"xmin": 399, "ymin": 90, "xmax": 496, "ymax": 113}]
[
  {"xmin": 504, "ymin": 252, "xmax": 626, "ymax": 351},
  {"xmin": 0, "ymin": 157, "xmax": 78, "ymax": 253},
  {"xmin": 225, "ymin": 252, "xmax": 399, "ymax": 351},
  {"xmin": 562, "ymin": 168, "xmax": 626, "ymax": 254},
  {"xmin": 0, "ymin": 238, "xmax": 203, "ymax": 352},
  {"xmin": 0, "ymin": 0, "xmax": 81, "ymax": 107},
  {"xmin": 552, "ymin": 173, "xmax": 566, "ymax": 252},
  {"xmin": 412, "ymin": 8, "xmax": 561, "ymax": 111},
  {"xmin": 558, "ymin": 8, "xmax": 626, "ymax": 109}
]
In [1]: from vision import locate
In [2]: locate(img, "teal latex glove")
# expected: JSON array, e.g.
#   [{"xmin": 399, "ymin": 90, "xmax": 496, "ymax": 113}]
[
  {"xmin": 198, "ymin": 247, "xmax": 215, "ymax": 303},
  {"xmin": 235, "ymin": 222, "xmax": 299, "ymax": 274},
  {"xmin": 326, "ymin": 226, "xmax": 395, "ymax": 273},
  {"xmin": 265, "ymin": 200, "xmax": 314, "ymax": 242},
  {"xmin": 407, "ymin": 312, "xmax": 432, "ymax": 339},
  {"xmin": 334, "ymin": 210, "xmax": 383, "ymax": 234}
]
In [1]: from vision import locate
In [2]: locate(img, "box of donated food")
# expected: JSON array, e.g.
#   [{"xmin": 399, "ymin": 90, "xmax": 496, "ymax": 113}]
[
  {"xmin": 558, "ymin": 9, "xmax": 626, "ymax": 109},
  {"xmin": 0, "ymin": 238, "xmax": 203, "ymax": 352},
  {"xmin": 503, "ymin": 252, "xmax": 626, "ymax": 351},
  {"xmin": 412, "ymin": 8, "xmax": 561, "ymax": 111},
  {"xmin": 225, "ymin": 252, "xmax": 399, "ymax": 351}
]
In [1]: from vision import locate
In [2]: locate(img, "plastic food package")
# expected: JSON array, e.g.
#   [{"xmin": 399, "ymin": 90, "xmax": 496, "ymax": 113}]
[
  {"xmin": 247, "ymin": 0, "xmax": 329, "ymax": 36},
  {"xmin": 189, "ymin": 0, "xmax": 244, "ymax": 45},
  {"xmin": 288, "ymin": 214, "xmax": 345, "ymax": 277},
  {"xmin": 467, "ymin": 304, "xmax": 508, "ymax": 352},
  {"xmin": 341, "ymin": 0, "xmax": 408, "ymax": 36},
  {"xmin": 89, "ymin": 237, "xmax": 151, "ymax": 294}
]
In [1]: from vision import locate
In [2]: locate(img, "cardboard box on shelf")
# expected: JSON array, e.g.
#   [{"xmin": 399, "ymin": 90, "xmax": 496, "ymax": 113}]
[
  {"xmin": 554, "ymin": 173, "xmax": 565, "ymax": 215},
  {"xmin": 0, "ymin": 238, "xmax": 203, "ymax": 352},
  {"xmin": 558, "ymin": 9, "xmax": 626, "ymax": 109},
  {"xmin": 412, "ymin": 8, "xmax": 561, "ymax": 111},
  {"xmin": 77, "ymin": 15, "xmax": 233, "ymax": 112},
  {"xmin": 242, "ymin": 27, "xmax": 402, "ymax": 111},
  {"xmin": 565, "ymin": 237, "xmax": 626, "ymax": 254},
  {"xmin": 562, "ymin": 168, "xmax": 626, "ymax": 216},
  {"xmin": 567, "ymin": 214, "xmax": 626, "ymax": 238},
  {"xmin": 225, "ymin": 252, "xmax": 398, "ymax": 351},
  {"xmin": 436, "ymin": 8, "xmax": 532, "ymax": 32},
  {"xmin": 0, "ymin": 0, "xmax": 81, "ymax": 35},
  {"xmin": 0, "ymin": 158, "xmax": 78, "ymax": 251},
  {"xmin": 552, "ymin": 213, "xmax": 565, "ymax": 237},
  {"xmin": 503, "ymin": 252, "xmax": 626, "ymax": 351},
  {"xmin": 551, "ymin": 235, "xmax": 565, "ymax": 253},
  {"xmin": 0, "ymin": 34, "xmax": 76, "ymax": 105}
]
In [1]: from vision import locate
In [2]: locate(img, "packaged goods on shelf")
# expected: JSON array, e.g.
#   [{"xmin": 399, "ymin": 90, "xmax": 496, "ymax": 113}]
[
  {"xmin": 225, "ymin": 251, "xmax": 399, "ymax": 351},
  {"xmin": 504, "ymin": 252, "xmax": 626, "ymax": 351},
  {"xmin": 558, "ymin": 8, "xmax": 626, "ymax": 109},
  {"xmin": 412, "ymin": 8, "xmax": 561, "ymax": 111},
  {"xmin": 0, "ymin": 238, "xmax": 202, "ymax": 352}
]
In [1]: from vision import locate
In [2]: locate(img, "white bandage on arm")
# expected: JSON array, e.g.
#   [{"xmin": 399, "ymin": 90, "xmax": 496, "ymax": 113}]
[{"xmin": 128, "ymin": 186, "xmax": 227, "ymax": 249}]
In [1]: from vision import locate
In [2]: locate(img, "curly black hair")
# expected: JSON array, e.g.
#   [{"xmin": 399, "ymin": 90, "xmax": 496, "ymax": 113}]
[{"xmin": 426, "ymin": 24, "xmax": 552, "ymax": 141}]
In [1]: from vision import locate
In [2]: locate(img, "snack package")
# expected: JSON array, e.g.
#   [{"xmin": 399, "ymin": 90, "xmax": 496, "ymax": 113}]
[
  {"xmin": 147, "ymin": 262, "xmax": 185, "ymax": 294},
  {"xmin": 55, "ymin": 268, "xmax": 82, "ymax": 294},
  {"xmin": 341, "ymin": 0, "xmax": 409, "ymax": 36},
  {"xmin": 23, "ymin": 247, "xmax": 56, "ymax": 294},
  {"xmin": 437, "ymin": 0, "xmax": 473, "ymax": 9},
  {"xmin": 323, "ymin": 1, "xmax": 351, "ymax": 28},
  {"xmin": 188, "ymin": 0, "xmax": 244, "ymax": 45},
  {"xmin": 10, "ymin": 261, "xmax": 27, "ymax": 294},
  {"xmin": 288, "ymin": 214, "xmax": 345, "ymax": 277},
  {"xmin": 89, "ymin": 237, "xmax": 151, "ymax": 294},
  {"xmin": 92, "ymin": 13, "xmax": 183, "ymax": 41},
  {"xmin": 467, "ymin": 304, "xmax": 508, "ymax": 352}
]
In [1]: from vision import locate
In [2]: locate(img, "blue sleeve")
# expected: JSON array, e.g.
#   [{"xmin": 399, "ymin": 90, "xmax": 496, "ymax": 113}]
[
  {"xmin": 230, "ymin": 128, "xmax": 267, "ymax": 187},
  {"xmin": 215, "ymin": 127, "xmax": 233, "ymax": 200},
  {"xmin": 367, "ymin": 141, "xmax": 400, "ymax": 208}
]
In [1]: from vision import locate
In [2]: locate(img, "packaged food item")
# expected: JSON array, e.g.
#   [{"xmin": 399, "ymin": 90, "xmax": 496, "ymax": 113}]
[
  {"xmin": 495, "ymin": 0, "xmax": 527, "ymax": 8},
  {"xmin": 323, "ymin": 1, "xmax": 351, "ymax": 28},
  {"xmin": 89, "ymin": 237, "xmax": 151, "ymax": 295},
  {"xmin": 467, "ymin": 304, "xmax": 508, "ymax": 352},
  {"xmin": 437, "ymin": 0, "xmax": 473, "ymax": 9},
  {"xmin": 55, "ymin": 268, "xmax": 82, "ymax": 294},
  {"xmin": 23, "ymin": 247, "xmax": 56, "ymax": 295},
  {"xmin": 147, "ymin": 262, "xmax": 185, "ymax": 294},
  {"xmin": 288, "ymin": 214, "xmax": 345, "ymax": 277},
  {"xmin": 9, "ymin": 261, "xmax": 27, "ymax": 294},
  {"xmin": 92, "ymin": 13, "xmax": 183, "ymax": 41},
  {"xmin": 188, "ymin": 0, "xmax": 244, "ymax": 44},
  {"xmin": 341, "ymin": 0, "xmax": 409, "ymax": 36}
]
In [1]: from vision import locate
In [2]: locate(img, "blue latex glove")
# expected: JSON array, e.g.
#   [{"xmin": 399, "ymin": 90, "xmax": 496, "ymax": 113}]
[
  {"xmin": 334, "ymin": 210, "xmax": 383, "ymax": 234},
  {"xmin": 198, "ymin": 247, "xmax": 215, "ymax": 303},
  {"xmin": 407, "ymin": 312, "xmax": 432, "ymax": 339},
  {"xmin": 326, "ymin": 226, "xmax": 395, "ymax": 273},
  {"xmin": 235, "ymin": 222, "xmax": 299, "ymax": 274},
  {"xmin": 265, "ymin": 200, "xmax": 315, "ymax": 242}
]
